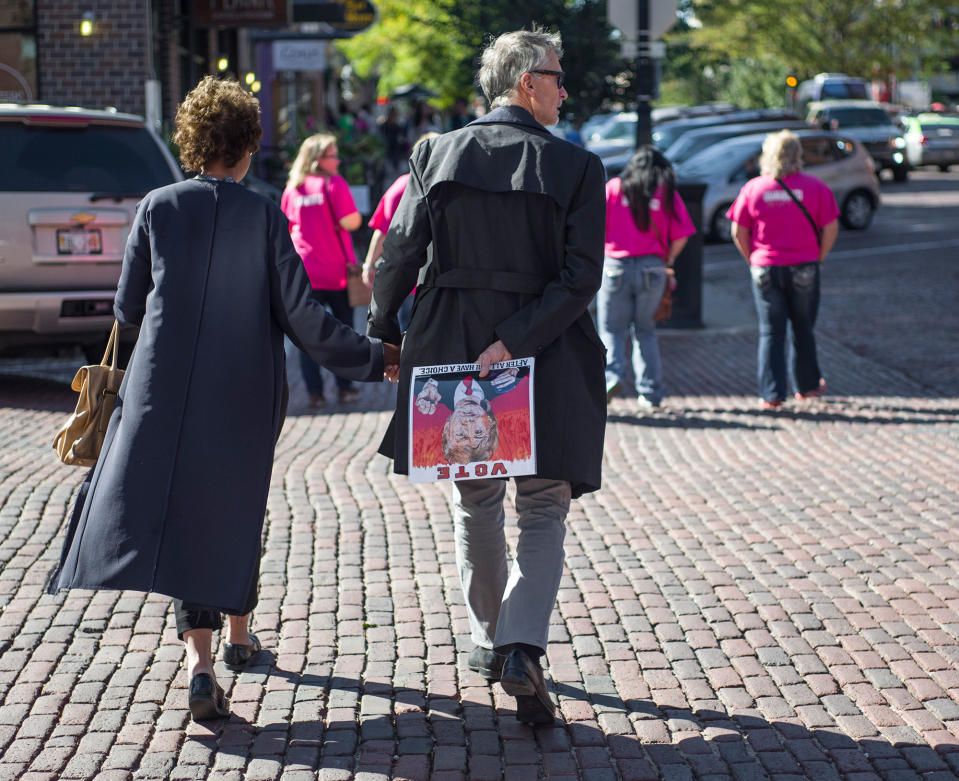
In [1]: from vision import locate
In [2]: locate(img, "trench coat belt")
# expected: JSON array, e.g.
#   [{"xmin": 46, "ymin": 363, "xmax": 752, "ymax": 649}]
[{"xmin": 427, "ymin": 268, "xmax": 549, "ymax": 295}]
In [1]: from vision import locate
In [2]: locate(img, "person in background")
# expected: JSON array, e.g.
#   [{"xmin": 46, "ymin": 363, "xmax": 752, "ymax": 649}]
[
  {"xmin": 281, "ymin": 133, "xmax": 363, "ymax": 407},
  {"xmin": 355, "ymin": 103, "xmax": 375, "ymax": 134},
  {"xmin": 47, "ymin": 76, "xmax": 397, "ymax": 722},
  {"xmin": 564, "ymin": 116, "xmax": 585, "ymax": 147},
  {"xmin": 362, "ymin": 132, "xmax": 440, "ymax": 330},
  {"xmin": 369, "ymin": 26, "xmax": 606, "ymax": 727},
  {"xmin": 337, "ymin": 102, "xmax": 356, "ymax": 143},
  {"xmin": 727, "ymin": 129, "xmax": 839, "ymax": 408},
  {"xmin": 379, "ymin": 107, "xmax": 407, "ymax": 179},
  {"xmin": 406, "ymin": 100, "xmax": 442, "ymax": 139},
  {"xmin": 598, "ymin": 145, "xmax": 695, "ymax": 408},
  {"xmin": 447, "ymin": 97, "xmax": 476, "ymax": 132}
]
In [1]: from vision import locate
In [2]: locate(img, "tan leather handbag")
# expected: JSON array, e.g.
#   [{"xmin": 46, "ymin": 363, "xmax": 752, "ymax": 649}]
[
  {"xmin": 347, "ymin": 264, "xmax": 372, "ymax": 307},
  {"xmin": 53, "ymin": 321, "xmax": 125, "ymax": 466}
]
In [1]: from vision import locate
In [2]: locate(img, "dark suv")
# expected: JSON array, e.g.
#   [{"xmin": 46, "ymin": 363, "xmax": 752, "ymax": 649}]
[
  {"xmin": 806, "ymin": 100, "xmax": 909, "ymax": 181},
  {"xmin": 0, "ymin": 104, "xmax": 182, "ymax": 358}
]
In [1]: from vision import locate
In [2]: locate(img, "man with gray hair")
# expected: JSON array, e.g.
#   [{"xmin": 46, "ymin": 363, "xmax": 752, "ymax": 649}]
[{"xmin": 368, "ymin": 27, "xmax": 606, "ymax": 726}]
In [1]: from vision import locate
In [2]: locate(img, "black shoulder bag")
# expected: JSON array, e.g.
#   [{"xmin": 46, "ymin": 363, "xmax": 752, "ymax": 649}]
[{"xmin": 775, "ymin": 178, "xmax": 821, "ymax": 248}]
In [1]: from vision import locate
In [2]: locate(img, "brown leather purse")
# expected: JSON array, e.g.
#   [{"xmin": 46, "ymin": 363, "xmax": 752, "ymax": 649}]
[
  {"xmin": 648, "ymin": 213, "xmax": 674, "ymax": 323},
  {"xmin": 53, "ymin": 321, "xmax": 125, "ymax": 466}
]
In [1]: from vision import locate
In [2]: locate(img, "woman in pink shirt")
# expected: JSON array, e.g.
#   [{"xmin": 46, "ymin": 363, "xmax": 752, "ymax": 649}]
[
  {"xmin": 599, "ymin": 146, "xmax": 696, "ymax": 408},
  {"xmin": 282, "ymin": 134, "xmax": 362, "ymax": 407},
  {"xmin": 362, "ymin": 132, "xmax": 439, "ymax": 331},
  {"xmin": 726, "ymin": 130, "xmax": 839, "ymax": 408}
]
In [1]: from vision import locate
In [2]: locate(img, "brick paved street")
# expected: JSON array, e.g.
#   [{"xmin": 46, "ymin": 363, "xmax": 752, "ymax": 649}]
[{"xmin": 0, "ymin": 177, "xmax": 957, "ymax": 779}]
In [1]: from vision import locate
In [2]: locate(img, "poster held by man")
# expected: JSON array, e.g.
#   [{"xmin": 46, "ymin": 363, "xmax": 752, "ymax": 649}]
[{"xmin": 408, "ymin": 358, "xmax": 535, "ymax": 483}]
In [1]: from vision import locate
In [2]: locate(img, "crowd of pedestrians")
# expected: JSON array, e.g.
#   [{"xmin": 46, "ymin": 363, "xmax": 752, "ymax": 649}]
[{"xmin": 45, "ymin": 23, "xmax": 840, "ymax": 731}]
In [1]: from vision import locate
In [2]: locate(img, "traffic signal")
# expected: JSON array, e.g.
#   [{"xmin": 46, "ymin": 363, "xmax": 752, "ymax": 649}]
[{"xmin": 786, "ymin": 73, "xmax": 798, "ymax": 89}]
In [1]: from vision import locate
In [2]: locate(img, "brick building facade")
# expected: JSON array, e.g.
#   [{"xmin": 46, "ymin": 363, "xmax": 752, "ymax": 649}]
[{"xmin": 35, "ymin": 0, "xmax": 151, "ymax": 115}]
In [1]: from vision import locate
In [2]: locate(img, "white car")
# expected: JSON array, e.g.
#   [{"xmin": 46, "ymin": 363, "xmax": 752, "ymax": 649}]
[
  {"xmin": 0, "ymin": 104, "xmax": 182, "ymax": 358},
  {"xmin": 675, "ymin": 129, "xmax": 881, "ymax": 242}
]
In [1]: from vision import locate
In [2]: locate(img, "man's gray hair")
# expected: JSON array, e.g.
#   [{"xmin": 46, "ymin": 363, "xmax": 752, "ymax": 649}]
[{"xmin": 478, "ymin": 27, "xmax": 563, "ymax": 109}]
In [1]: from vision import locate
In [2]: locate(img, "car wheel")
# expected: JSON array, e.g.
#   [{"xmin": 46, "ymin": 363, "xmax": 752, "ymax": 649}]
[
  {"xmin": 840, "ymin": 190, "xmax": 874, "ymax": 230},
  {"xmin": 892, "ymin": 165, "xmax": 909, "ymax": 182},
  {"xmin": 710, "ymin": 207, "xmax": 733, "ymax": 242},
  {"xmin": 939, "ymin": 164, "xmax": 951, "ymax": 172}
]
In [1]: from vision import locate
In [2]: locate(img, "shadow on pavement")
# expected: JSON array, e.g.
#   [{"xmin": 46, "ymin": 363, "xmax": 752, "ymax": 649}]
[
  {"xmin": 0, "ymin": 374, "xmax": 74, "ymax": 412},
  {"xmin": 607, "ymin": 412, "xmax": 781, "ymax": 431},
  {"xmin": 176, "ymin": 666, "xmax": 959, "ymax": 778}
]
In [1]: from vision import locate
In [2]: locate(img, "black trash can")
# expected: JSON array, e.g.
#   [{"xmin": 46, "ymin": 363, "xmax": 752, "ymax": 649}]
[{"xmin": 662, "ymin": 181, "xmax": 707, "ymax": 329}]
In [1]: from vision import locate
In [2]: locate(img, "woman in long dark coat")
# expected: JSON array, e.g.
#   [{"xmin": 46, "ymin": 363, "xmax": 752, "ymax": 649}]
[{"xmin": 48, "ymin": 77, "xmax": 397, "ymax": 721}]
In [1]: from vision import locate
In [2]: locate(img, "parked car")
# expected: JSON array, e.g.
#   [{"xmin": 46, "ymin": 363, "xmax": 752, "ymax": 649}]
[
  {"xmin": 901, "ymin": 113, "xmax": 959, "ymax": 171},
  {"xmin": 652, "ymin": 109, "xmax": 799, "ymax": 154},
  {"xmin": 0, "ymin": 103, "xmax": 183, "ymax": 358},
  {"xmin": 585, "ymin": 104, "xmax": 746, "ymax": 151},
  {"xmin": 664, "ymin": 119, "xmax": 812, "ymax": 165},
  {"xmin": 675, "ymin": 129, "xmax": 881, "ymax": 242},
  {"xmin": 805, "ymin": 100, "xmax": 909, "ymax": 181},
  {"xmin": 597, "ymin": 110, "xmax": 803, "ymax": 178}
]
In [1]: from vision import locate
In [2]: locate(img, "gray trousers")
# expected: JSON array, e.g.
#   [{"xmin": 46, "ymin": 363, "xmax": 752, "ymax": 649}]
[{"xmin": 451, "ymin": 477, "xmax": 571, "ymax": 653}]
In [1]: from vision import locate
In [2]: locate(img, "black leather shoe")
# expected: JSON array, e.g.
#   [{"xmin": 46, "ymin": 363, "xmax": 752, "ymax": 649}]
[
  {"xmin": 499, "ymin": 647, "xmax": 556, "ymax": 725},
  {"xmin": 468, "ymin": 646, "xmax": 507, "ymax": 682},
  {"xmin": 188, "ymin": 672, "xmax": 229, "ymax": 721},
  {"xmin": 223, "ymin": 633, "xmax": 261, "ymax": 671}
]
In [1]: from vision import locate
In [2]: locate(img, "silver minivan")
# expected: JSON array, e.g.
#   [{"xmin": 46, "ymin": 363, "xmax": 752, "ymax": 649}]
[
  {"xmin": 0, "ymin": 104, "xmax": 182, "ymax": 358},
  {"xmin": 676, "ymin": 129, "xmax": 881, "ymax": 242}
]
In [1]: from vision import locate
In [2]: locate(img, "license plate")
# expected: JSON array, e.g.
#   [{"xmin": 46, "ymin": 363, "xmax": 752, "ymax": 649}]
[{"xmin": 57, "ymin": 228, "xmax": 102, "ymax": 255}]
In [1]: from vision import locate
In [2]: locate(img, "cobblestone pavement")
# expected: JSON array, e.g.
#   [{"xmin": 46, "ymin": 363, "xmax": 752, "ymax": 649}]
[
  {"xmin": 1, "ymin": 174, "xmax": 958, "ymax": 780},
  {"xmin": 1, "ymin": 323, "xmax": 957, "ymax": 781}
]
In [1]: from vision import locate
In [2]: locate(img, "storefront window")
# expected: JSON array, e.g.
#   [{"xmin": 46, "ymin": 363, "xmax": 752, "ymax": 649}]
[
  {"xmin": 0, "ymin": 33, "xmax": 37, "ymax": 102},
  {"xmin": 0, "ymin": 0, "xmax": 34, "ymax": 28},
  {"xmin": 0, "ymin": 0, "xmax": 36, "ymax": 103}
]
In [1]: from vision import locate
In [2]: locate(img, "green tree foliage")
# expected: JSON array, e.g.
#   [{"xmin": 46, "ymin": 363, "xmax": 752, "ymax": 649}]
[
  {"xmin": 336, "ymin": 0, "xmax": 471, "ymax": 107},
  {"xmin": 336, "ymin": 0, "xmax": 629, "ymax": 119},
  {"xmin": 684, "ymin": 0, "xmax": 956, "ymax": 85}
]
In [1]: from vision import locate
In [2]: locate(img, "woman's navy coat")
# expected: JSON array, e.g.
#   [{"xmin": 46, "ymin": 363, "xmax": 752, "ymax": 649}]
[{"xmin": 49, "ymin": 178, "xmax": 383, "ymax": 614}]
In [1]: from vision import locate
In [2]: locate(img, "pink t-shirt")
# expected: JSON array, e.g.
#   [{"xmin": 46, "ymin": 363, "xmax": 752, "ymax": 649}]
[
  {"xmin": 604, "ymin": 179, "xmax": 696, "ymax": 260},
  {"xmin": 726, "ymin": 172, "xmax": 839, "ymax": 266},
  {"xmin": 281, "ymin": 174, "xmax": 358, "ymax": 290},
  {"xmin": 368, "ymin": 173, "xmax": 409, "ymax": 233}
]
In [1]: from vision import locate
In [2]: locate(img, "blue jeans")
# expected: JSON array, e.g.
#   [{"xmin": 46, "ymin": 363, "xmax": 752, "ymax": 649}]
[
  {"xmin": 750, "ymin": 262, "xmax": 822, "ymax": 402},
  {"xmin": 597, "ymin": 255, "xmax": 668, "ymax": 403}
]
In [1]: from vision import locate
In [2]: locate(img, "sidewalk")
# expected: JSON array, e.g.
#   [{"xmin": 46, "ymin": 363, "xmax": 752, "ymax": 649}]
[{"xmin": 0, "ymin": 278, "xmax": 957, "ymax": 780}]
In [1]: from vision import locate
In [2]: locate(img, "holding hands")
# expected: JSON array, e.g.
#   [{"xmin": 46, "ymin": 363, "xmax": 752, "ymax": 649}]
[{"xmin": 383, "ymin": 342, "xmax": 401, "ymax": 382}]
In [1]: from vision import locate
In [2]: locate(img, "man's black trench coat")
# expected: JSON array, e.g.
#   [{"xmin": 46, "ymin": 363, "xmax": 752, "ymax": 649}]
[
  {"xmin": 368, "ymin": 106, "xmax": 607, "ymax": 498},
  {"xmin": 49, "ymin": 178, "xmax": 384, "ymax": 614}
]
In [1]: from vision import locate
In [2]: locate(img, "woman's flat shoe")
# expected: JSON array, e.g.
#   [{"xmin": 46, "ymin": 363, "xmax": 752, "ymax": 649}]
[
  {"xmin": 188, "ymin": 672, "xmax": 229, "ymax": 721},
  {"xmin": 223, "ymin": 633, "xmax": 261, "ymax": 670}
]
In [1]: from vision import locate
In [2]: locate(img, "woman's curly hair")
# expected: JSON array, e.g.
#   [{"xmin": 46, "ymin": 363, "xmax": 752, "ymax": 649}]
[{"xmin": 173, "ymin": 76, "xmax": 262, "ymax": 173}]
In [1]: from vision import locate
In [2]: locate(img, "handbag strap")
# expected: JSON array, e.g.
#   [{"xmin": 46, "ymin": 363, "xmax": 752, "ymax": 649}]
[
  {"xmin": 646, "ymin": 202, "xmax": 669, "ymax": 261},
  {"xmin": 100, "ymin": 320, "xmax": 119, "ymax": 369},
  {"xmin": 776, "ymin": 177, "xmax": 821, "ymax": 247}
]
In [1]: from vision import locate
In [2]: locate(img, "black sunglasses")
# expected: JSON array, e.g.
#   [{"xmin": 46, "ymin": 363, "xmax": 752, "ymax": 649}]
[{"xmin": 529, "ymin": 69, "xmax": 565, "ymax": 89}]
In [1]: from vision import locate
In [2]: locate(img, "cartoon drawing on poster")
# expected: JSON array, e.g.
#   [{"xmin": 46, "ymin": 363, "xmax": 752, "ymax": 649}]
[{"xmin": 408, "ymin": 358, "xmax": 536, "ymax": 483}]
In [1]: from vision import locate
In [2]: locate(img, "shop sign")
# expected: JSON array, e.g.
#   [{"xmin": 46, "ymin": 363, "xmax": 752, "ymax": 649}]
[
  {"xmin": 194, "ymin": 0, "xmax": 287, "ymax": 27},
  {"xmin": 292, "ymin": 0, "xmax": 376, "ymax": 33},
  {"xmin": 272, "ymin": 40, "xmax": 327, "ymax": 72}
]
